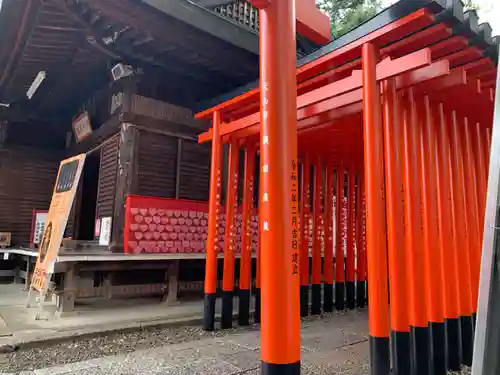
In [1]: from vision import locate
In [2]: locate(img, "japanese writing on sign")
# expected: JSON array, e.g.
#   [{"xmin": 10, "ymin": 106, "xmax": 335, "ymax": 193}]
[{"xmin": 291, "ymin": 159, "xmax": 299, "ymax": 275}]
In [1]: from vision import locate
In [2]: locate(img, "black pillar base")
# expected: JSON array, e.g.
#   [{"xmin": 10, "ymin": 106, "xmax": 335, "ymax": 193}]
[
  {"xmin": 300, "ymin": 285, "xmax": 309, "ymax": 317},
  {"xmin": 238, "ymin": 289, "xmax": 251, "ymax": 326},
  {"xmin": 221, "ymin": 291, "xmax": 233, "ymax": 329},
  {"xmin": 335, "ymin": 282, "xmax": 345, "ymax": 310},
  {"xmin": 391, "ymin": 330, "xmax": 411, "ymax": 375},
  {"xmin": 261, "ymin": 361, "xmax": 300, "ymax": 375},
  {"xmin": 311, "ymin": 284, "xmax": 322, "ymax": 315},
  {"xmin": 346, "ymin": 281, "xmax": 355, "ymax": 309},
  {"xmin": 369, "ymin": 335, "xmax": 391, "ymax": 375},
  {"xmin": 429, "ymin": 322, "xmax": 447, "ymax": 375},
  {"xmin": 410, "ymin": 326, "xmax": 430, "ymax": 375},
  {"xmin": 254, "ymin": 288, "xmax": 261, "ymax": 323},
  {"xmin": 365, "ymin": 281, "xmax": 369, "ymax": 306},
  {"xmin": 445, "ymin": 317, "xmax": 462, "ymax": 371},
  {"xmin": 356, "ymin": 281, "xmax": 366, "ymax": 308},
  {"xmin": 460, "ymin": 315, "xmax": 474, "ymax": 366},
  {"xmin": 472, "ymin": 312, "xmax": 477, "ymax": 330},
  {"xmin": 203, "ymin": 293, "xmax": 217, "ymax": 331},
  {"xmin": 323, "ymin": 283, "xmax": 333, "ymax": 313}
]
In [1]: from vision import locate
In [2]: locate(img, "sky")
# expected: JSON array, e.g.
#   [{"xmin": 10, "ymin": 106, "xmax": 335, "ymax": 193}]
[{"xmin": 382, "ymin": 0, "xmax": 500, "ymax": 36}]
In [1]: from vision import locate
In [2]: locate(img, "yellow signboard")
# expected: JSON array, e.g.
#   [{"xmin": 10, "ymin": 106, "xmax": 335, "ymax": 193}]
[{"xmin": 30, "ymin": 154, "xmax": 86, "ymax": 293}]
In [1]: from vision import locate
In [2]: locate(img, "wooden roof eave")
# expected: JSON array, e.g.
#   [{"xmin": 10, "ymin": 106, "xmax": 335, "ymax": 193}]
[{"xmin": 141, "ymin": 0, "xmax": 259, "ymax": 55}]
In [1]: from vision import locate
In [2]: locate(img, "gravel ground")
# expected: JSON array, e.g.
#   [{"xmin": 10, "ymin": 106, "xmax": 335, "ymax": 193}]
[
  {"xmin": 0, "ymin": 322, "xmax": 245, "ymax": 373},
  {"xmin": 0, "ymin": 313, "xmax": 474, "ymax": 374}
]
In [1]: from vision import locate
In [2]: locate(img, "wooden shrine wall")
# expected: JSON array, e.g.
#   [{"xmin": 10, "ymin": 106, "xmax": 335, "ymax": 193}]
[
  {"xmin": 0, "ymin": 147, "xmax": 59, "ymax": 246},
  {"xmin": 96, "ymin": 136, "xmax": 119, "ymax": 220}
]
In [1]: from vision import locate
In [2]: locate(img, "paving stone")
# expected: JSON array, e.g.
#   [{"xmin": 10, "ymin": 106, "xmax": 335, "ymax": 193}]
[
  {"xmin": 10, "ymin": 310, "xmax": 372, "ymax": 375},
  {"xmin": 220, "ymin": 349, "xmax": 259, "ymax": 371}
]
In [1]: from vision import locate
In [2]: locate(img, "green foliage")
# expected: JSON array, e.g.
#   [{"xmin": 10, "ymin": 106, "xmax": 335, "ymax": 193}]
[
  {"xmin": 316, "ymin": 0, "xmax": 481, "ymax": 40},
  {"xmin": 316, "ymin": 0, "xmax": 382, "ymax": 38}
]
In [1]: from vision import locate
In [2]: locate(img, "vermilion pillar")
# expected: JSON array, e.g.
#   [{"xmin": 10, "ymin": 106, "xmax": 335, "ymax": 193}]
[
  {"xmin": 436, "ymin": 103, "xmax": 461, "ymax": 371},
  {"xmin": 335, "ymin": 165, "xmax": 346, "ymax": 311},
  {"xmin": 221, "ymin": 141, "xmax": 240, "ymax": 329},
  {"xmin": 311, "ymin": 160, "xmax": 323, "ymax": 315},
  {"xmin": 259, "ymin": 0, "xmax": 301, "ymax": 372},
  {"xmin": 381, "ymin": 79, "xmax": 410, "ymax": 375},
  {"xmin": 449, "ymin": 111, "xmax": 474, "ymax": 366},
  {"xmin": 255, "ymin": 171, "xmax": 262, "ymax": 324},
  {"xmin": 239, "ymin": 146, "xmax": 255, "ymax": 326},
  {"xmin": 323, "ymin": 164, "xmax": 334, "ymax": 312},
  {"xmin": 300, "ymin": 155, "xmax": 311, "ymax": 317},
  {"xmin": 421, "ymin": 96, "xmax": 446, "ymax": 375},
  {"xmin": 461, "ymin": 118, "xmax": 481, "ymax": 323},
  {"xmin": 473, "ymin": 122, "xmax": 487, "ymax": 236},
  {"xmin": 485, "ymin": 127, "xmax": 491, "ymax": 171},
  {"xmin": 203, "ymin": 110, "xmax": 222, "ymax": 331},
  {"xmin": 361, "ymin": 42, "xmax": 390, "ymax": 375},
  {"xmin": 356, "ymin": 170, "xmax": 366, "ymax": 308},
  {"xmin": 402, "ymin": 89, "xmax": 429, "ymax": 375},
  {"xmin": 346, "ymin": 165, "xmax": 356, "ymax": 310}
]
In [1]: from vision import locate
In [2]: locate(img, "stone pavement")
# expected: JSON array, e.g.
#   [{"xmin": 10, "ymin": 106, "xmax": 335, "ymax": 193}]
[
  {"xmin": 0, "ymin": 284, "xmax": 215, "ymax": 347},
  {"xmin": 6, "ymin": 311, "xmax": 370, "ymax": 375}
]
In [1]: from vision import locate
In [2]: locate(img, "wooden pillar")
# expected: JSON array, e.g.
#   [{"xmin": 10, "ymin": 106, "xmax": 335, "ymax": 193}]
[
  {"xmin": 299, "ymin": 155, "xmax": 311, "ymax": 317},
  {"xmin": 221, "ymin": 141, "xmax": 239, "ymax": 329},
  {"xmin": 461, "ymin": 118, "xmax": 481, "ymax": 319},
  {"xmin": 355, "ymin": 170, "xmax": 367, "ymax": 308},
  {"xmin": 203, "ymin": 111, "xmax": 222, "ymax": 331},
  {"xmin": 402, "ymin": 89, "xmax": 429, "ymax": 375},
  {"xmin": 323, "ymin": 164, "xmax": 334, "ymax": 313},
  {"xmin": 472, "ymin": 122, "xmax": 488, "ymax": 236},
  {"xmin": 421, "ymin": 96, "xmax": 446, "ymax": 375},
  {"xmin": 111, "ymin": 123, "xmax": 139, "ymax": 252},
  {"xmin": 335, "ymin": 165, "xmax": 346, "ymax": 311},
  {"xmin": 361, "ymin": 42, "xmax": 390, "ymax": 375},
  {"xmin": 164, "ymin": 260, "xmax": 179, "ymax": 305},
  {"xmin": 449, "ymin": 110, "xmax": 474, "ymax": 366},
  {"xmin": 238, "ymin": 145, "xmax": 255, "ymax": 326},
  {"xmin": 436, "ymin": 103, "xmax": 462, "ymax": 371},
  {"xmin": 311, "ymin": 160, "xmax": 323, "ymax": 315},
  {"xmin": 259, "ymin": 0, "xmax": 300, "ymax": 372},
  {"xmin": 56, "ymin": 263, "xmax": 78, "ymax": 317},
  {"xmin": 0, "ymin": 121, "xmax": 7, "ymax": 147},
  {"xmin": 381, "ymin": 79, "xmax": 410, "ymax": 375},
  {"xmin": 346, "ymin": 165, "xmax": 356, "ymax": 310},
  {"xmin": 175, "ymin": 138, "xmax": 183, "ymax": 199}
]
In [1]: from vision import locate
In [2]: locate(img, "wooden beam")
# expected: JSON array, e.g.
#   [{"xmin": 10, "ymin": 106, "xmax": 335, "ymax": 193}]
[
  {"xmin": 0, "ymin": 121, "xmax": 8, "ymax": 147},
  {"xmin": 111, "ymin": 123, "xmax": 139, "ymax": 252}
]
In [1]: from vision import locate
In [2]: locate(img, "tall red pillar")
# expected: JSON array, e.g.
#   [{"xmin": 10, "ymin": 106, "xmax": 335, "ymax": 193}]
[
  {"xmin": 335, "ymin": 164, "xmax": 346, "ymax": 311},
  {"xmin": 221, "ymin": 141, "xmax": 240, "ymax": 329},
  {"xmin": 436, "ymin": 103, "xmax": 462, "ymax": 370},
  {"xmin": 346, "ymin": 165, "xmax": 356, "ymax": 309},
  {"xmin": 402, "ymin": 89, "xmax": 429, "ymax": 375},
  {"xmin": 381, "ymin": 79, "xmax": 410, "ymax": 374},
  {"xmin": 311, "ymin": 160, "xmax": 323, "ymax": 315},
  {"xmin": 323, "ymin": 164, "xmax": 334, "ymax": 312},
  {"xmin": 259, "ymin": 0, "xmax": 300, "ymax": 372},
  {"xmin": 361, "ymin": 42, "xmax": 390, "ymax": 375},
  {"xmin": 449, "ymin": 110, "xmax": 474, "ymax": 366},
  {"xmin": 239, "ymin": 146, "xmax": 256, "ymax": 326},
  {"xmin": 421, "ymin": 96, "xmax": 446, "ymax": 375},
  {"xmin": 203, "ymin": 111, "xmax": 222, "ymax": 331},
  {"xmin": 300, "ymin": 155, "xmax": 311, "ymax": 317}
]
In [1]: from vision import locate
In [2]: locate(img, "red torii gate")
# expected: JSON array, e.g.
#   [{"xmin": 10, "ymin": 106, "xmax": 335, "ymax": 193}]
[
  {"xmin": 197, "ymin": 1, "xmax": 497, "ymax": 375},
  {"xmin": 203, "ymin": 1, "xmax": 330, "ymax": 374}
]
